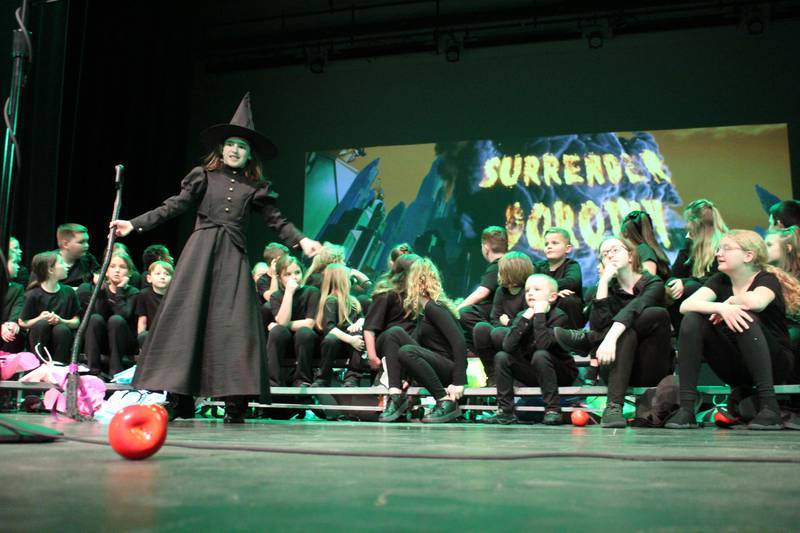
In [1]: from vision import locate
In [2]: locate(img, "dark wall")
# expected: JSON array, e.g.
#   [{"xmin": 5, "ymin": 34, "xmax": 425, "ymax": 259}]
[
  {"xmin": 6, "ymin": 2, "xmax": 800, "ymax": 268},
  {"xmin": 192, "ymin": 21, "xmax": 800, "ymax": 261}
]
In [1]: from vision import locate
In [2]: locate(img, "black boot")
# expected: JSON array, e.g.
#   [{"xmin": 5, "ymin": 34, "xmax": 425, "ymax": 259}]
[
  {"xmin": 164, "ymin": 393, "xmax": 195, "ymax": 421},
  {"xmin": 224, "ymin": 396, "xmax": 247, "ymax": 424}
]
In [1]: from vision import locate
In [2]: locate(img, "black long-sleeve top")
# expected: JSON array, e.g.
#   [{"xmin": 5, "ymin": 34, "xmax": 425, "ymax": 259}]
[
  {"xmin": 415, "ymin": 301, "xmax": 467, "ymax": 386},
  {"xmin": 94, "ymin": 284, "xmax": 140, "ymax": 329},
  {"xmin": 320, "ymin": 295, "xmax": 363, "ymax": 336},
  {"xmin": 489, "ymin": 287, "xmax": 527, "ymax": 327},
  {"xmin": 502, "ymin": 306, "xmax": 570, "ymax": 359},
  {"xmin": 129, "ymin": 166, "xmax": 304, "ymax": 251},
  {"xmin": 364, "ymin": 290, "xmax": 415, "ymax": 335},
  {"xmin": 533, "ymin": 258, "xmax": 582, "ymax": 294},
  {"xmin": 2, "ymin": 282, "xmax": 24, "ymax": 323},
  {"xmin": 586, "ymin": 272, "xmax": 665, "ymax": 332},
  {"xmin": 668, "ymin": 238, "xmax": 718, "ymax": 283}
]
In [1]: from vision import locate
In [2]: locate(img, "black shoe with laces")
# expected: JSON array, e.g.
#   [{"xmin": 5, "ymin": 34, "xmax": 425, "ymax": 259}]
[
  {"xmin": 379, "ymin": 394, "xmax": 409, "ymax": 422},
  {"xmin": 481, "ymin": 410, "xmax": 517, "ymax": 425},
  {"xmin": 747, "ymin": 407, "xmax": 783, "ymax": 430},
  {"xmin": 554, "ymin": 328, "xmax": 601, "ymax": 355},
  {"xmin": 664, "ymin": 407, "xmax": 699, "ymax": 429},
  {"xmin": 601, "ymin": 402, "xmax": 627, "ymax": 428},
  {"xmin": 422, "ymin": 399, "xmax": 462, "ymax": 423}
]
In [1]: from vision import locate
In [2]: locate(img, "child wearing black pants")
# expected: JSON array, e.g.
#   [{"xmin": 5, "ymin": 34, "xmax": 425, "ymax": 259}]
[
  {"xmin": 482, "ymin": 274, "xmax": 577, "ymax": 425},
  {"xmin": 314, "ymin": 264, "xmax": 365, "ymax": 387},
  {"xmin": 19, "ymin": 252, "xmax": 80, "ymax": 363},
  {"xmin": 267, "ymin": 255, "xmax": 321, "ymax": 386},
  {"xmin": 472, "ymin": 251, "xmax": 533, "ymax": 384},
  {"xmin": 379, "ymin": 258, "xmax": 467, "ymax": 423},
  {"xmin": 457, "ymin": 226, "xmax": 507, "ymax": 347},
  {"xmin": 362, "ymin": 252, "xmax": 418, "ymax": 373},
  {"xmin": 85, "ymin": 252, "xmax": 140, "ymax": 377},
  {"xmin": 665, "ymin": 230, "xmax": 798, "ymax": 430},
  {"xmin": 555, "ymin": 236, "xmax": 672, "ymax": 428}
]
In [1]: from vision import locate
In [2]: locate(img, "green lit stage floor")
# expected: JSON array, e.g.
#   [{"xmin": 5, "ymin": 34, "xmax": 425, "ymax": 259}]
[{"xmin": 2, "ymin": 413, "xmax": 799, "ymax": 532}]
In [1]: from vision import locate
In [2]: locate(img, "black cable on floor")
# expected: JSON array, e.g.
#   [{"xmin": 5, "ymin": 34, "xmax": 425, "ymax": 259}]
[{"xmin": 5, "ymin": 421, "xmax": 800, "ymax": 464}]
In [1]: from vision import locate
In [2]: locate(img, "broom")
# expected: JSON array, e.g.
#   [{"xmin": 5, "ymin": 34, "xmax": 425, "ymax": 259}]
[{"xmin": 65, "ymin": 164, "xmax": 124, "ymax": 420}]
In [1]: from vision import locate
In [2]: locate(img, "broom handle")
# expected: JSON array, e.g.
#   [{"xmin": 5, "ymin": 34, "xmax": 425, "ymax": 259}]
[{"xmin": 65, "ymin": 165, "xmax": 124, "ymax": 416}]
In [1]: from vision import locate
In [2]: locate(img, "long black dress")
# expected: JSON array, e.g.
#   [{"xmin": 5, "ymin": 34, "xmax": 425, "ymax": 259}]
[{"xmin": 129, "ymin": 165, "xmax": 304, "ymax": 400}]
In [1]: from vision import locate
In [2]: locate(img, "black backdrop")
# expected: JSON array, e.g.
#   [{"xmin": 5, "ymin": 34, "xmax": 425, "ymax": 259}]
[{"xmin": 3, "ymin": 0, "xmax": 800, "ymax": 273}]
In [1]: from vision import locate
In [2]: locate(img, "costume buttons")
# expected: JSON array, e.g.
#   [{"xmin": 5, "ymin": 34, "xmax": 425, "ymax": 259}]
[
  {"xmin": 229, "ymin": 187, "xmax": 234, "ymax": 192},
  {"xmin": 224, "ymin": 207, "xmax": 230, "ymax": 212},
  {"xmin": 230, "ymin": 178, "xmax": 235, "ymax": 183},
  {"xmin": 227, "ymin": 197, "xmax": 232, "ymax": 202}
]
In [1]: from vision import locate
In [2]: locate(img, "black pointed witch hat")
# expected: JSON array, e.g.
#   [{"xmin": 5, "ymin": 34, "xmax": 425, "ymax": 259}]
[{"xmin": 199, "ymin": 93, "xmax": 278, "ymax": 161}]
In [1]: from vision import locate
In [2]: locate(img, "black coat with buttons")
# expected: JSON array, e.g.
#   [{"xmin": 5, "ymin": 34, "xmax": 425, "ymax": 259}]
[{"xmin": 129, "ymin": 165, "xmax": 304, "ymax": 399}]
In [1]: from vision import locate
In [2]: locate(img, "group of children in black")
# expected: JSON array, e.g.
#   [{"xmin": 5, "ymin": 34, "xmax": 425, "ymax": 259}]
[
  {"xmin": 5, "ymin": 198, "xmax": 800, "ymax": 429},
  {"xmin": 2, "ymin": 224, "xmax": 174, "ymax": 378}
]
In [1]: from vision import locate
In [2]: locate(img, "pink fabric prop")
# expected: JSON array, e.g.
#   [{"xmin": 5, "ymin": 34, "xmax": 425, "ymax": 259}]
[
  {"xmin": 0, "ymin": 352, "xmax": 41, "ymax": 380},
  {"xmin": 42, "ymin": 367, "xmax": 106, "ymax": 417}
]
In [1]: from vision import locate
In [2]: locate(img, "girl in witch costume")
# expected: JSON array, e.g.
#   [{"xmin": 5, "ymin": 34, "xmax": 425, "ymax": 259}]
[{"xmin": 111, "ymin": 93, "xmax": 321, "ymax": 422}]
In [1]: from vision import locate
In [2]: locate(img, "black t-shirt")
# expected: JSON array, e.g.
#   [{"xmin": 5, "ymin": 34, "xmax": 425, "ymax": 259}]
[
  {"xmin": 479, "ymin": 259, "xmax": 501, "ymax": 295},
  {"xmin": 20, "ymin": 285, "xmax": 80, "ymax": 321},
  {"xmin": 704, "ymin": 271, "xmax": 791, "ymax": 355},
  {"xmin": 364, "ymin": 290, "xmax": 415, "ymax": 335},
  {"xmin": 255, "ymin": 274, "xmax": 272, "ymax": 302},
  {"xmin": 2, "ymin": 282, "xmax": 24, "ymax": 323},
  {"xmin": 270, "ymin": 285, "xmax": 321, "ymax": 322},
  {"xmin": 414, "ymin": 301, "xmax": 467, "ymax": 386},
  {"xmin": 321, "ymin": 295, "xmax": 363, "ymax": 336},
  {"xmin": 636, "ymin": 243, "xmax": 669, "ymax": 279},
  {"xmin": 489, "ymin": 287, "xmax": 527, "ymax": 327},
  {"xmin": 533, "ymin": 258, "xmax": 582, "ymax": 294},
  {"xmin": 60, "ymin": 252, "xmax": 100, "ymax": 287},
  {"xmin": 134, "ymin": 287, "xmax": 164, "ymax": 328}
]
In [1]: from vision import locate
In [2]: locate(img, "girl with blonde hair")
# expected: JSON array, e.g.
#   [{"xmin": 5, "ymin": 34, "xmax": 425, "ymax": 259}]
[
  {"xmin": 313, "ymin": 264, "xmax": 366, "ymax": 387},
  {"xmin": 378, "ymin": 257, "xmax": 467, "ymax": 424},
  {"xmin": 666, "ymin": 230, "xmax": 797, "ymax": 430}
]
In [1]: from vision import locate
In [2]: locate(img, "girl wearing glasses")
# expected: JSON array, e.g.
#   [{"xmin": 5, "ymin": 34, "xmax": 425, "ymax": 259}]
[
  {"xmin": 554, "ymin": 236, "xmax": 672, "ymax": 427},
  {"xmin": 666, "ymin": 230, "xmax": 800, "ymax": 430}
]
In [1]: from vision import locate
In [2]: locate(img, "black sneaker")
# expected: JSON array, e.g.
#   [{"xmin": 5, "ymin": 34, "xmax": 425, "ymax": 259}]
[
  {"xmin": 422, "ymin": 399, "xmax": 462, "ymax": 423},
  {"xmin": 554, "ymin": 328, "xmax": 600, "ymax": 355},
  {"xmin": 747, "ymin": 408, "xmax": 783, "ymax": 430},
  {"xmin": 543, "ymin": 409, "xmax": 565, "ymax": 425},
  {"xmin": 481, "ymin": 410, "xmax": 517, "ymax": 425},
  {"xmin": 223, "ymin": 397, "xmax": 247, "ymax": 424},
  {"xmin": 664, "ymin": 407, "xmax": 699, "ymax": 429},
  {"xmin": 601, "ymin": 402, "xmax": 627, "ymax": 428},
  {"xmin": 378, "ymin": 394, "xmax": 409, "ymax": 422}
]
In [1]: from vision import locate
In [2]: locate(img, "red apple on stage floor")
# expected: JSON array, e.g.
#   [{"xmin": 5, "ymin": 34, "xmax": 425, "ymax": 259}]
[
  {"xmin": 108, "ymin": 404, "xmax": 168, "ymax": 460},
  {"xmin": 571, "ymin": 409, "xmax": 590, "ymax": 427}
]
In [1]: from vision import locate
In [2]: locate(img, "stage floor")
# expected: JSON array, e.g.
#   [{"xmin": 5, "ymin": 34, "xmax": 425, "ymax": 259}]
[{"xmin": 2, "ymin": 413, "xmax": 799, "ymax": 532}]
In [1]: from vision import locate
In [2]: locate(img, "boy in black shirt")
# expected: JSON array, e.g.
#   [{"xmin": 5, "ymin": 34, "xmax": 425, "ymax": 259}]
[
  {"xmin": 458, "ymin": 226, "xmax": 508, "ymax": 347},
  {"xmin": 482, "ymin": 274, "xmax": 577, "ymax": 425},
  {"xmin": 533, "ymin": 227, "xmax": 584, "ymax": 328},
  {"xmin": 135, "ymin": 261, "xmax": 174, "ymax": 348}
]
